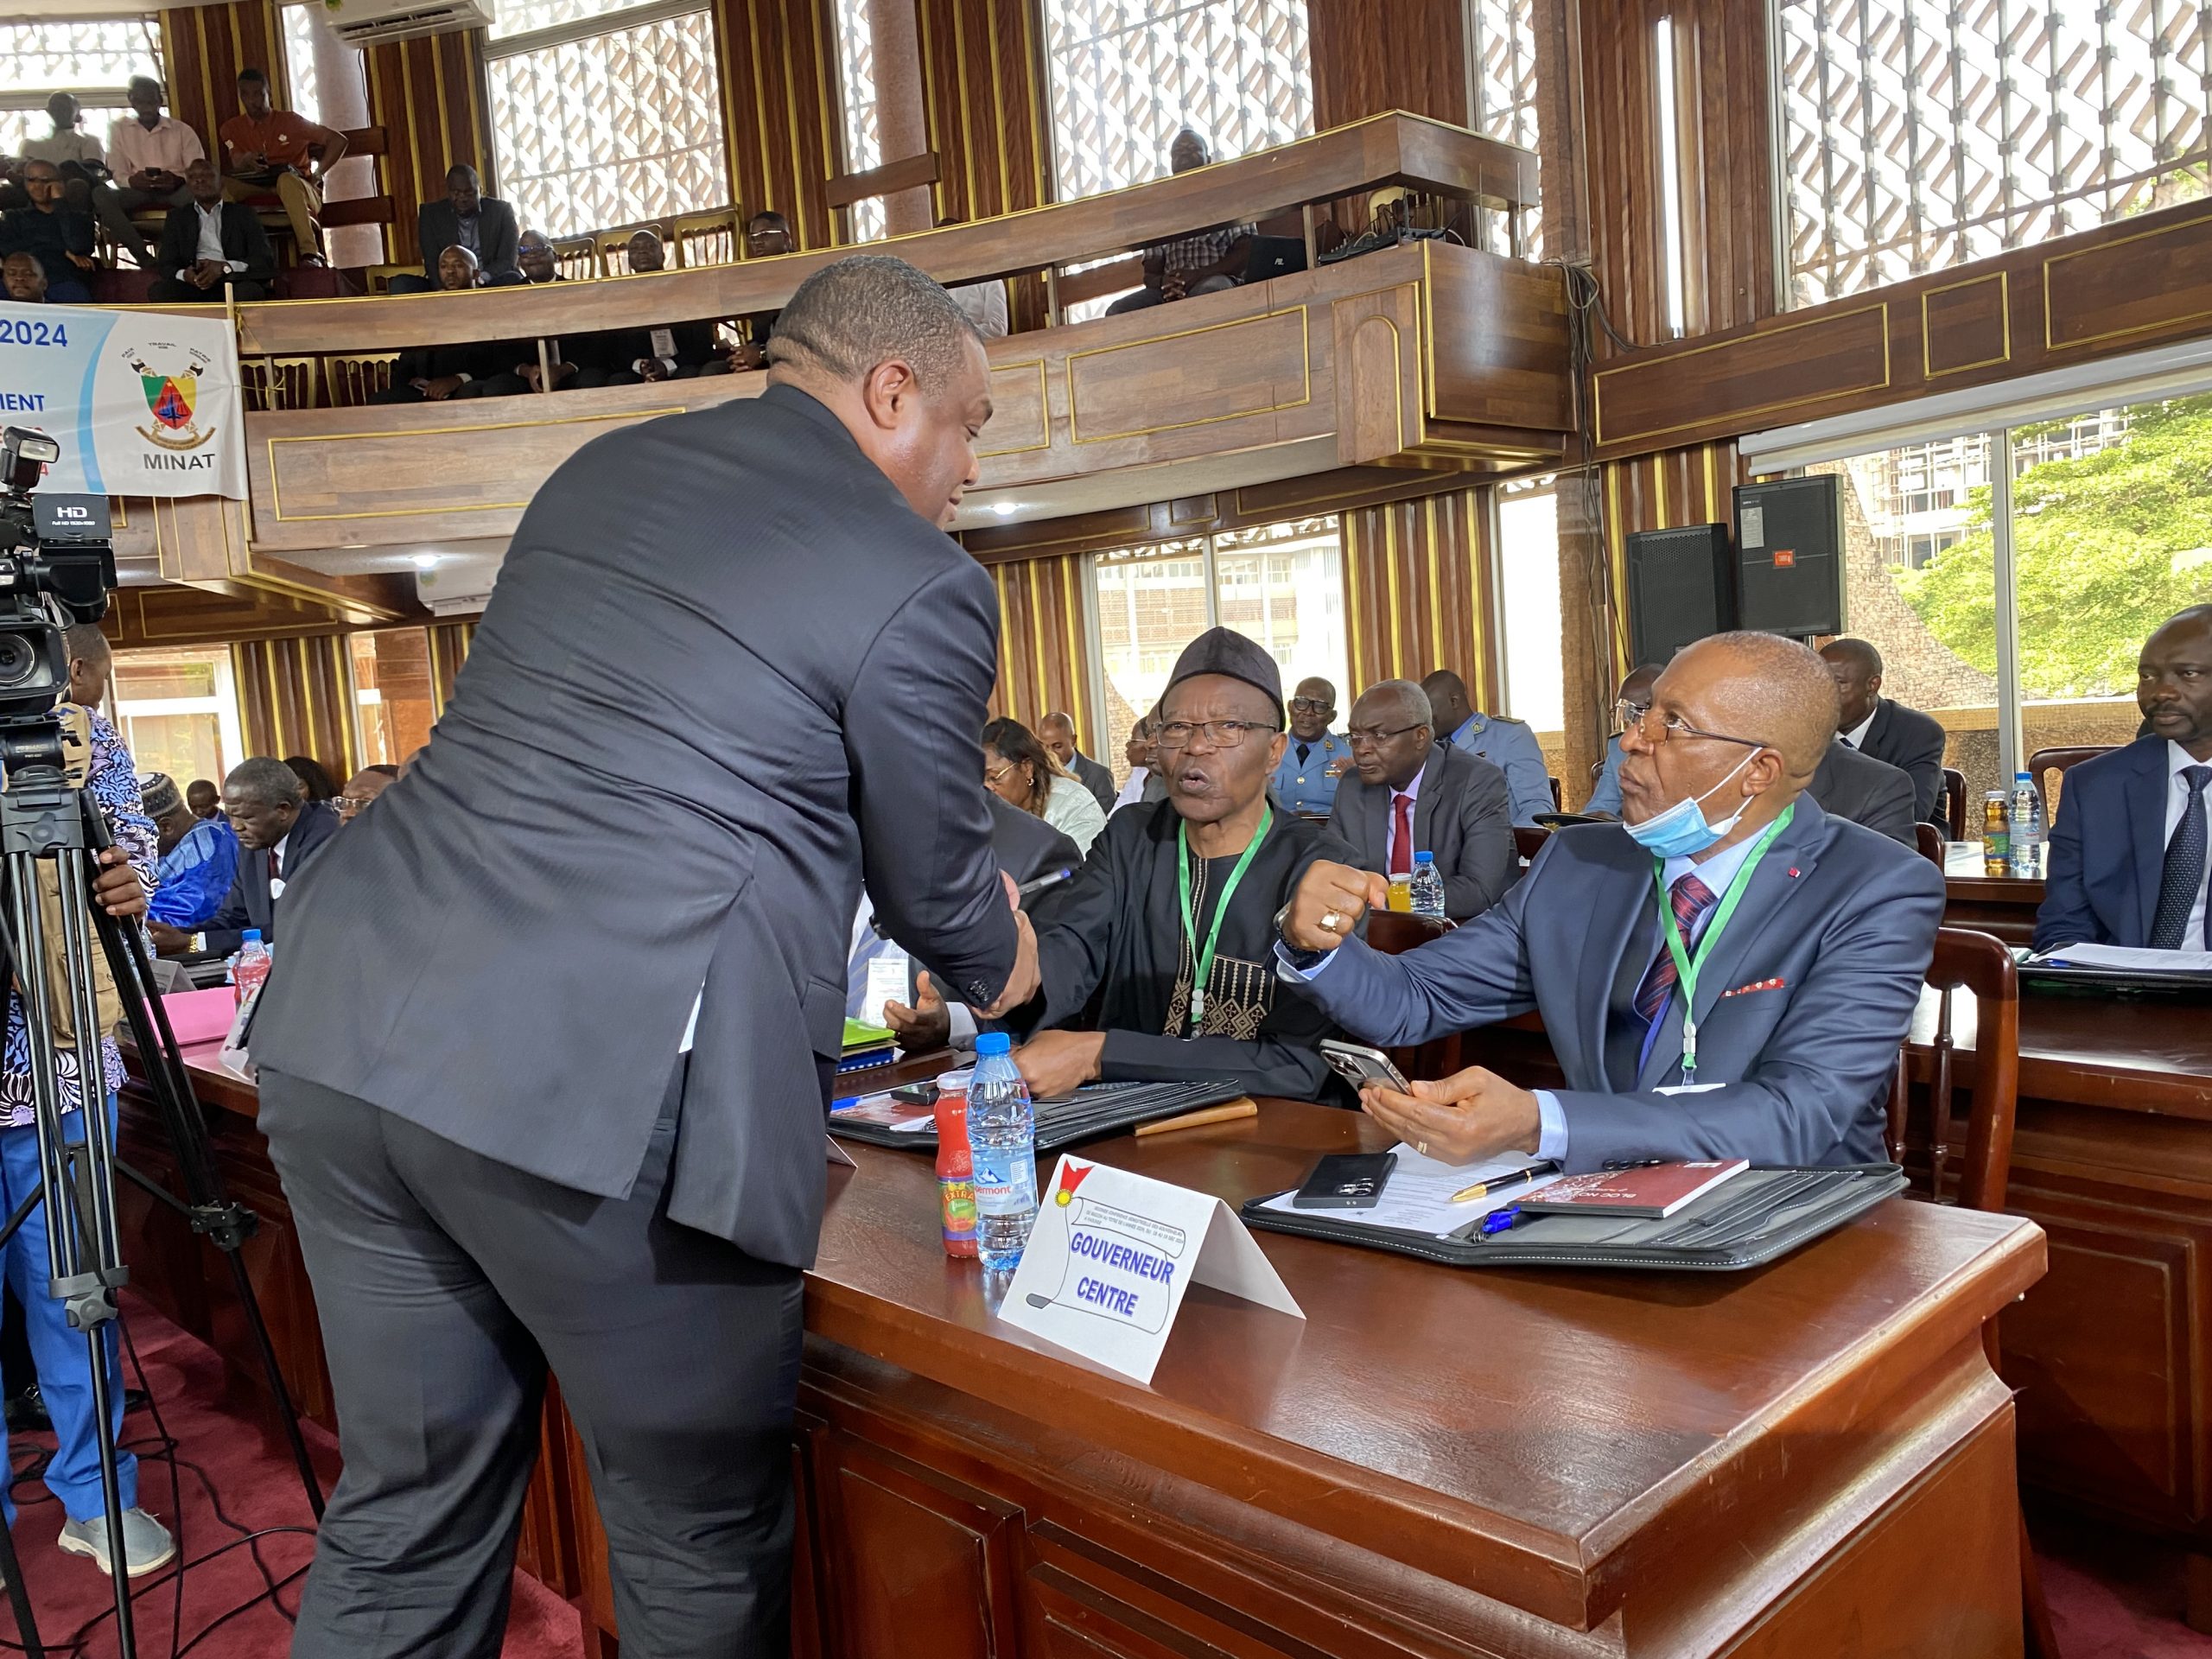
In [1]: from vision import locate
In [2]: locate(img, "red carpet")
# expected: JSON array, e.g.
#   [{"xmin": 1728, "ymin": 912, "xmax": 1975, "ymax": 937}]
[
  {"xmin": 0, "ymin": 1295, "xmax": 582, "ymax": 1659},
  {"xmin": 3, "ymin": 1302, "xmax": 2201, "ymax": 1656}
]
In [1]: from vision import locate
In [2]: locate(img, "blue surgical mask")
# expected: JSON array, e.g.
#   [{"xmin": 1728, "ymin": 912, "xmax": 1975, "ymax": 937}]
[{"xmin": 1622, "ymin": 751, "xmax": 1759, "ymax": 859}]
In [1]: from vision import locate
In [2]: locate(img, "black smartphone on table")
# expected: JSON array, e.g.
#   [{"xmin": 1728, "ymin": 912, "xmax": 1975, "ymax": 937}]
[{"xmin": 1290, "ymin": 1151, "xmax": 1398, "ymax": 1209}]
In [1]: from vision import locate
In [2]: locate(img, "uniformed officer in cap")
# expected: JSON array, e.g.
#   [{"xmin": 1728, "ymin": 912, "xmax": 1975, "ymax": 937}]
[
  {"xmin": 1421, "ymin": 669, "xmax": 1554, "ymax": 827},
  {"xmin": 1270, "ymin": 676, "xmax": 1353, "ymax": 816}
]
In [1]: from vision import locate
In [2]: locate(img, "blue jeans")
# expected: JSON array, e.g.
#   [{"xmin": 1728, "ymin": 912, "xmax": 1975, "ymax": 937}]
[{"xmin": 0, "ymin": 1096, "xmax": 134, "ymax": 1526}]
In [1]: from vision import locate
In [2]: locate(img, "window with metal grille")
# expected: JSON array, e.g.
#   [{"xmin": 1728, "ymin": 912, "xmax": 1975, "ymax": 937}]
[
  {"xmin": 827, "ymin": 0, "xmax": 886, "ymax": 243},
  {"xmin": 1466, "ymin": 0, "xmax": 1542, "ymax": 257},
  {"xmin": 1042, "ymin": 0, "xmax": 1313, "ymax": 205},
  {"xmin": 1775, "ymin": 0, "xmax": 2212, "ymax": 307},
  {"xmin": 485, "ymin": 4, "xmax": 728, "ymax": 240},
  {"xmin": 0, "ymin": 18, "xmax": 162, "ymax": 159}
]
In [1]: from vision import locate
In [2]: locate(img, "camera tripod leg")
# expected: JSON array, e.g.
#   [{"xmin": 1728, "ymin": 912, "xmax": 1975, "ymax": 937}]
[{"xmin": 0, "ymin": 1511, "xmax": 47, "ymax": 1659}]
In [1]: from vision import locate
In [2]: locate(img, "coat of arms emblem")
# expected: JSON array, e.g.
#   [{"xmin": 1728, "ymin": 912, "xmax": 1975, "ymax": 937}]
[{"xmin": 124, "ymin": 344, "xmax": 218, "ymax": 451}]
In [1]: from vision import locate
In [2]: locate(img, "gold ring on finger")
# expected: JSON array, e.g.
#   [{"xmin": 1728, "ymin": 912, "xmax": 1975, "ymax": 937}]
[
  {"xmin": 1320, "ymin": 909, "xmax": 1342, "ymax": 932},
  {"xmin": 1417, "ymin": 1141, "xmax": 1428, "ymax": 1156}
]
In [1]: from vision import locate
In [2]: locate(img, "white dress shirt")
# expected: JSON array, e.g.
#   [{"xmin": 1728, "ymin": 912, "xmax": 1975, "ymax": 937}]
[
  {"xmin": 1112, "ymin": 766, "xmax": 1151, "ymax": 811},
  {"xmin": 1838, "ymin": 701, "xmax": 1879, "ymax": 751},
  {"xmin": 2164, "ymin": 739, "xmax": 2212, "ymax": 947},
  {"xmin": 181, "ymin": 200, "xmax": 245, "ymax": 281}
]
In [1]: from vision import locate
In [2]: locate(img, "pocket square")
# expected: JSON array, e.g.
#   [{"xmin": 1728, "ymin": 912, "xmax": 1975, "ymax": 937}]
[{"xmin": 1721, "ymin": 976, "xmax": 1786, "ymax": 998}]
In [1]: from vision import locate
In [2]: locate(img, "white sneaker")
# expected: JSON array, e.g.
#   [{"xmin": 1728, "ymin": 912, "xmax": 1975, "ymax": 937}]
[{"xmin": 56, "ymin": 1509, "xmax": 176, "ymax": 1578}]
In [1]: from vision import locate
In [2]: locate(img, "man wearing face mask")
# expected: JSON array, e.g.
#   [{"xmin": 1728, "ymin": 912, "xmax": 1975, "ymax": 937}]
[{"xmin": 1274, "ymin": 632, "xmax": 1943, "ymax": 1172}]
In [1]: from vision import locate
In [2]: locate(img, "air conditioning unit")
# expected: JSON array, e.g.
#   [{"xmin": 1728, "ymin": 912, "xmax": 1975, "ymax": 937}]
[
  {"xmin": 413, "ymin": 549, "xmax": 500, "ymax": 616},
  {"xmin": 325, "ymin": 0, "xmax": 493, "ymax": 48}
]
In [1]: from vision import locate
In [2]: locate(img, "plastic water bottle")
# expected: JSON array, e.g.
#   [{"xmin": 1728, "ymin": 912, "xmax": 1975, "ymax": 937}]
[
  {"xmin": 2008, "ymin": 772, "xmax": 2043, "ymax": 879},
  {"xmin": 232, "ymin": 929, "xmax": 272, "ymax": 1007},
  {"xmin": 1408, "ymin": 850, "xmax": 1446, "ymax": 918},
  {"xmin": 967, "ymin": 1032, "xmax": 1038, "ymax": 1272}
]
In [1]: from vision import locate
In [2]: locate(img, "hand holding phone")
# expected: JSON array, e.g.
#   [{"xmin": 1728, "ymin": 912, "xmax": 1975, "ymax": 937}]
[{"xmin": 1319, "ymin": 1039, "xmax": 1411, "ymax": 1094}]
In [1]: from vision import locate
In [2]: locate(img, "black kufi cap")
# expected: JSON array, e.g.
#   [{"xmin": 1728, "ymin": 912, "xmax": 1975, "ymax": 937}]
[{"xmin": 1164, "ymin": 626, "xmax": 1284, "ymax": 726}]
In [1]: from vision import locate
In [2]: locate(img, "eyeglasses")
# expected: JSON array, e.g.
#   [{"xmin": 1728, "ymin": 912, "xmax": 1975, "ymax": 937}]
[
  {"xmin": 1155, "ymin": 719, "xmax": 1273, "ymax": 749},
  {"xmin": 1287, "ymin": 696, "xmax": 1333, "ymax": 715},
  {"xmin": 1344, "ymin": 722, "xmax": 1425, "ymax": 749},
  {"xmin": 984, "ymin": 760, "xmax": 1024, "ymax": 785},
  {"xmin": 1616, "ymin": 701, "xmax": 1766, "ymax": 750}
]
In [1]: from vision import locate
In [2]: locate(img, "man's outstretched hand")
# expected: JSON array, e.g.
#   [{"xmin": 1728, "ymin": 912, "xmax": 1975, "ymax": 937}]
[{"xmin": 1281, "ymin": 860, "xmax": 1387, "ymax": 954}]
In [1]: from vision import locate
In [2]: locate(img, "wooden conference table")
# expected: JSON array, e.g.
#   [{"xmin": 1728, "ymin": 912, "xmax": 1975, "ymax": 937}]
[{"xmin": 117, "ymin": 1042, "xmax": 2043, "ymax": 1658}]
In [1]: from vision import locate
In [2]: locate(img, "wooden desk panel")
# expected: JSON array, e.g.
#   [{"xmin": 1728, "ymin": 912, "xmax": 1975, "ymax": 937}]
[{"xmin": 120, "ymin": 1042, "xmax": 2040, "ymax": 1658}]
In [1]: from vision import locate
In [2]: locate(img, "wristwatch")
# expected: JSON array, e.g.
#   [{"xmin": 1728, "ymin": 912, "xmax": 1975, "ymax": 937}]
[
  {"xmin": 189, "ymin": 931, "xmax": 206, "ymax": 956},
  {"xmin": 1272, "ymin": 902, "xmax": 1328, "ymax": 972}
]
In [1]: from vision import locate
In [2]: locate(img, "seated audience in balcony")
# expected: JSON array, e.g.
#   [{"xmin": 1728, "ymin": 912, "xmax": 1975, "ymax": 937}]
[
  {"xmin": 370, "ymin": 247, "xmax": 524, "ymax": 402},
  {"xmin": 575, "ymin": 230, "xmax": 731, "ymax": 385},
  {"xmin": 392, "ymin": 165, "xmax": 520, "ymax": 292},
  {"xmin": 726, "ymin": 210, "xmax": 793, "ymax": 367},
  {"xmin": 0, "ymin": 161, "xmax": 98, "ymax": 302},
  {"xmin": 931, "ymin": 213, "xmax": 1008, "ymax": 340},
  {"xmin": 2, "ymin": 253, "xmax": 48, "ymax": 304},
  {"xmin": 469, "ymin": 233, "xmax": 584, "ymax": 394},
  {"xmin": 1104, "ymin": 128, "xmax": 1255, "ymax": 316},
  {"xmin": 21, "ymin": 92, "xmax": 157, "ymax": 270},
  {"xmin": 515, "ymin": 229, "xmax": 563, "ymax": 283},
  {"xmin": 146, "ymin": 158, "xmax": 276, "ymax": 302},
  {"xmin": 218, "ymin": 67, "xmax": 346, "ymax": 262},
  {"xmin": 143, "ymin": 772, "xmax": 241, "ymax": 931},
  {"xmin": 108, "ymin": 78, "xmax": 202, "ymax": 227}
]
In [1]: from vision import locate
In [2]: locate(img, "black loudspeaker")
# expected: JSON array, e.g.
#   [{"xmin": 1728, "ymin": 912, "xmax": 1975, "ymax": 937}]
[
  {"xmin": 1732, "ymin": 474, "xmax": 1844, "ymax": 638},
  {"xmin": 1624, "ymin": 522, "xmax": 1735, "ymax": 667}
]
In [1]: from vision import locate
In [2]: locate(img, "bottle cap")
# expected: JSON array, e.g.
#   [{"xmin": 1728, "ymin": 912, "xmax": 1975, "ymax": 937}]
[
  {"xmin": 2014, "ymin": 772, "xmax": 2032, "ymax": 782},
  {"xmin": 1413, "ymin": 849, "xmax": 1434, "ymax": 863},
  {"xmin": 975, "ymin": 1031, "xmax": 1011, "ymax": 1057},
  {"xmin": 242, "ymin": 929, "xmax": 262, "ymax": 944}
]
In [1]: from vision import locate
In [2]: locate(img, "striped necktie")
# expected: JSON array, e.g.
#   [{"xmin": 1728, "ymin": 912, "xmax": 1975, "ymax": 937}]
[
  {"xmin": 2151, "ymin": 766, "xmax": 2212, "ymax": 950},
  {"xmin": 1634, "ymin": 874, "xmax": 1719, "ymax": 1026}
]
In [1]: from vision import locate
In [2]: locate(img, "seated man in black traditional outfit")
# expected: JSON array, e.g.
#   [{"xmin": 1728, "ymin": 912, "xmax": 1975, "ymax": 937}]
[{"xmin": 893, "ymin": 628, "xmax": 1355, "ymax": 1102}]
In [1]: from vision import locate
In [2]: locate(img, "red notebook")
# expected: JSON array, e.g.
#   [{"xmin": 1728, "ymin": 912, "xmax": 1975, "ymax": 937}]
[{"xmin": 1518, "ymin": 1160, "xmax": 1749, "ymax": 1219}]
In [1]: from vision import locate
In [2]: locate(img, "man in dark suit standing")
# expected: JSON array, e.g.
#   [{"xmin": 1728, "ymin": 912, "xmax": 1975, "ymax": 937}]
[
  {"xmin": 1279, "ymin": 632, "xmax": 1943, "ymax": 1171},
  {"xmin": 146, "ymin": 757, "xmax": 338, "ymax": 957},
  {"xmin": 247, "ymin": 255, "xmax": 1038, "ymax": 1658},
  {"xmin": 1807, "ymin": 738, "xmax": 1916, "ymax": 847},
  {"xmin": 404, "ymin": 164, "xmax": 518, "ymax": 287},
  {"xmin": 145, "ymin": 157, "xmax": 275, "ymax": 302},
  {"xmin": 1325, "ymin": 679, "xmax": 1516, "ymax": 920},
  {"xmin": 1821, "ymin": 638, "xmax": 1948, "ymax": 825},
  {"xmin": 1039, "ymin": 711, "xmax": 1116, "ymax": 812},
  {"xmin": 2036, "ymin": 605, "xmax": 2212, "ymax": 950}
]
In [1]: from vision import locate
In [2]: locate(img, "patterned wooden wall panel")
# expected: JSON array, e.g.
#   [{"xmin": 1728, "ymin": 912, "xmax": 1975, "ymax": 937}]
[
  {"xmin": 364, "ymin": 33, "xmax": 493, "ymax": 268},
  {"xmin": 985, "ymin": 554, "xmax": 1094, "ymax": 755},
  {"xmin": 714, "ymin": 0, "xmax": 843, "ymax": 250},
  {"xmin": 232, "ymin": 633, "xmax": 361, "ymax": 779},
  {"xmin": 1307, "ymin": 0, "xmax": 1467, "ymax": 129},
  {"xmin": 914, "ymin": 0, "xmax": 1050, "ymax": 327},
  {"xmin": 428, "ymin": 620, "xmax": 476, "ymax": 716},
  {"xmin": 1340, "ymin": 489, "xmax": 1497, "ymax": 710},
  {"xmin": 162, "ymin": 0, "xmax": 284, "ymax": 151}
]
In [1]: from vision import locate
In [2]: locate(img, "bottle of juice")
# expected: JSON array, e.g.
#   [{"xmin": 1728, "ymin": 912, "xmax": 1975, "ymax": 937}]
[{"xmin": 932, "ymin": 1086, "xmax": 977, "ymax": 1259}]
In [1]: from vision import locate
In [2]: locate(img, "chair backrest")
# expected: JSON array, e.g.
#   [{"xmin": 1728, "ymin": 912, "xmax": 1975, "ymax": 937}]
[
  {"xmin": 1884, "ymin": 926, "xmax": 2019, "ymax": 1214},
  {"xmin": 240, "ymin": 355, "xmax": 319, "ymax": 411},
  {"xmin": 323, "ymin": 352, "xmax": 398, "ymax": 409},
  {"xmin": 550, "ymin": 235, "xmax": 597, "ymax": 281},
  {"xmin": 2025, "ymin": 746, "xmax": 2113, "ymax": 818},
  {"xmin": 1363, "ymin": 911, "xmax": 1461, "ymax": 1081},
  {"xmin": 364, "ymin": 262, "xmax": 417, "ymax": 294},
  {"xmin": 672, "ymin": 208, "xmax": 740, "ymax": 269},
  {"xmin": 594, "ymin": 221, "xmax": 669, "ymax": 277},
  {"xmin": 1942, "ymin": 766, "xmax": 1967, "ymax": 840},
  {"xmin": 1513, "ymin": 826, "xmax": 1549, "ymax": 862},
  {"xmin": 1913, "ymin": 822, "xmax": 1944, "ymax": 868},
  {"xmin": 1548, "ymin": 776, "xmax": 1562, "ymax": 810}
]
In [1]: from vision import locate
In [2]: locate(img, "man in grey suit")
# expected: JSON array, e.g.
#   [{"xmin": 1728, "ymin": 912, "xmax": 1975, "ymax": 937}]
[
  {"xmin": 248, "ymin": 255, "xmax": 1040, "ymax": 1658},
  {"xmin": 1821, "ymin": 638, "xmax": 1949, "ymax": 825},
  {"xmin": 1278, "ymin": 632, "xmax": 1942, "ymax": 1172},
  {"xmin": 398, "ymin": 163, "xmax": 519, "ymax": 288},
  {"xmin": 1325, "ymin": 679, "xmax": 1516, "ymax": 920},
  {"xmin": 1039, "ymin": 709, "xmax": 1116, "ymax": 812},
  {"xmin": 1808, "ymin": 738, "xmax": 1916, "ymax": 847}
]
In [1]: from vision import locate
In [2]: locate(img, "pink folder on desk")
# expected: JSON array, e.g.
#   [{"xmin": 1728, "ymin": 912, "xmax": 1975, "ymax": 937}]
[{"xmin": 161, "ymin": 987, "xmax": 237, "ymax": 1046}]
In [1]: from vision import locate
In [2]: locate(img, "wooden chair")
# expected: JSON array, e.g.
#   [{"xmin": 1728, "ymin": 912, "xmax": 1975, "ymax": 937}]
[
  {"xmin": 1881, "ymin": 928, "xmax": 2057, "ymax": 1659},
  {"xmin": 240, "ymin": 355, "xmax": 318, "ymax": 412},
  {"xmin": 1942, "ymin": 766, "xmax": 1967, "ymax": 840},
  {"xmin": 594, "ymin": 220, "xmax": 669, "ymax": 276},
  {"xmin": 551, "ymin": 236, "xmax": 598, "ymax": 281},
  {"xmin": 323, "ymin": 352, "xmax": 398, "ymax": 408},
  {"xmin": 2025, "ymin": 746, "xmax": 2112, "ymax": 818},
  {"xmin": 1363, "ymin": 911, "xmax": 1463, "ymax": 1081},
  {"xmin": 1913, "ymin": 822, "xmax": 1944, "ymax": 868},
  {"xmin": 671, "ymin": 207, "xmax": 741, "ymax": 268},
  {"xmin": 364, "ymin": 262, "xmax": 419, "ymax": 294},
  {"xmin": 1548, "ymin": 777, "xmax": 1562, "ymax": 810},
  {"xmin": 1513, "ymin": 826, "xmax": 1549, "ymax": 862}
]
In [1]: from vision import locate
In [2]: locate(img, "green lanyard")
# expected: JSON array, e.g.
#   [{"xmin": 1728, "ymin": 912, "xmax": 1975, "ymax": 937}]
[
  {"xmin": 1653, "ymin": 803, "xmax": 1794, "ymax": 1081},
  {"xmin": 1176, "ymin": 804, "xmax": 1272, "ymax": 1032}
]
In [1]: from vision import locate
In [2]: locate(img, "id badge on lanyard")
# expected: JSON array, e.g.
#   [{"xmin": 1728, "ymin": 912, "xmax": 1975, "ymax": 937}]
[{"xmin": 1653, "ymin": 804, "xmax": 1794, "ymax": 1083}]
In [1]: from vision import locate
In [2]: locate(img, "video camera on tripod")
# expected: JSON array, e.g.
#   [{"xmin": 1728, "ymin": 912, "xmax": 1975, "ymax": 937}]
[{"xmin": 0, "ymin": 426, "xmax": 321, "ymax": 1659}]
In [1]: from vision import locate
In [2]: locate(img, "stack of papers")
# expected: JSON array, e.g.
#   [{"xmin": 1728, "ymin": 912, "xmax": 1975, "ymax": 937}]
[
  {"xmin": 1255, "ymin": 1145, "xmax": 1560, "ymax": 1240},
  {"xmin": 2028, "ymin": 943, "xmax": 2212, "ymax": 974}
]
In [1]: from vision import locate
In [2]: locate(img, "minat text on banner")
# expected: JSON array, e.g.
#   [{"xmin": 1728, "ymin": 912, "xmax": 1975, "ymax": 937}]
[{"xmin": 0, "ymin": 302, "xmax": 245, "ymax": 500}]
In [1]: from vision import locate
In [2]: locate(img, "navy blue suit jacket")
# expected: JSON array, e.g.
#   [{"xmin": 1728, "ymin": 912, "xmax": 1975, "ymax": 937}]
[
  {"xmin": 1283, "ymin": 797, "xmax": 1944, "ymax": 1170},
  {"xmin": 2034, "ymin": 738, "xmax": 2178, "ymax": 950}
]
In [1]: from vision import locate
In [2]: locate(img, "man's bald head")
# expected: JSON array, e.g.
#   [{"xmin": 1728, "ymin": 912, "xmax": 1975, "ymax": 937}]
[
  {"xmin": 1420, "ymin": 669, "xmax": 1473, "ymax": 734},
  {"xmin": 1038, "ymin": 710, "xmax": 1077, "ymax": 765},
  {"xmin": 1664, "ymin": 632, "xmax": 1839, "ymax": 778},
  {"xmin": 1618, "ymin": 663, "xmax": 1662, "ymax": 708},
  {"xmin": 1347, "ymin": 679, "xmax": 1434, "ymax": 789}
]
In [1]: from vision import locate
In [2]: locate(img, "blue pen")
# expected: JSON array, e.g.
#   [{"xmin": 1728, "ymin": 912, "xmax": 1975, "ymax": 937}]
[{"xmin": 1479, "ymin": 1204, "xmax": 1525, "ymax": 1236}]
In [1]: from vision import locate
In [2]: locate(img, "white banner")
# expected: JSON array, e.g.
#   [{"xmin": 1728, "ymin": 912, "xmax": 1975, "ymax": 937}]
[{"xmin": 0, "ymin": 302, "xmax": 246, "ymax": 499}]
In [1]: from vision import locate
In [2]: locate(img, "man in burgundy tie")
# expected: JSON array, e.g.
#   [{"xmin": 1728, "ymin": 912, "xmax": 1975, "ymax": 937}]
[
  {"xmin": 146, "ymin": 757, "xmax": 341, "ymax": 958},
  {"xmin": 1277, "ymin": 633, "xmax": 1945, "ymax": 1173},
  {"xmin": 1324, "ymin": 679, "xmax": 1516, "ymax": 921}
]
